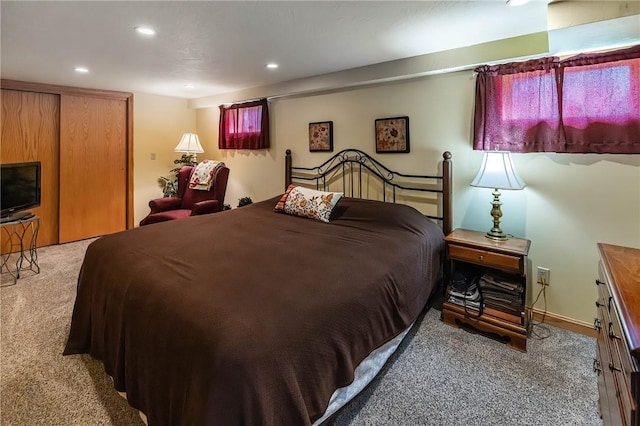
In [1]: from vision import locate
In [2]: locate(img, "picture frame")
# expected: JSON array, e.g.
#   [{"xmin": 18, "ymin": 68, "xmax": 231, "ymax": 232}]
[
  {"xmin": 308, "ymin": 121, "xmax": 333, "ymax": 152},
  {"xmin": 375, "ymin": 116, "xmax": 410, "ymax": 153}
]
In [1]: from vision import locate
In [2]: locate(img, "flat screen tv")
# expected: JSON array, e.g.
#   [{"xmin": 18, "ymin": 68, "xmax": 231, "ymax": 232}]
[{"xmin": 1, "ymin": 161, "xmax": 41, "ymax": 223}]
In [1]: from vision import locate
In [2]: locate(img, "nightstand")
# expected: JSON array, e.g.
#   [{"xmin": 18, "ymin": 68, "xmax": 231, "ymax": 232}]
[{"xmin": 441, "ymin": 228, "xmax": 531, "ymax": 352}]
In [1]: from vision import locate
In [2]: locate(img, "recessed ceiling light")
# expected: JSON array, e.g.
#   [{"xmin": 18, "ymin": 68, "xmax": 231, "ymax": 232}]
[
  {"xmin": 135, "ymin": 26, "xmax": 156, "ymax": 36},
  {"xmin": 184, "ymin": 84, "xmax": 194, "ymax": 89},
  {"xmin": 74, "ymin": 67, "xmax": 89, "ymax": 73},
  {"xmin": 265, "ymin": 63, "xmax": 278, "ymax": 69}
]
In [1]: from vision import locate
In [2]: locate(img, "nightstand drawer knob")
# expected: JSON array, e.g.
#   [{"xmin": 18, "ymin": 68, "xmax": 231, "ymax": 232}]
[{"xmin": 478, "ymin": 255, "xmax": 484, "ymax": 261}]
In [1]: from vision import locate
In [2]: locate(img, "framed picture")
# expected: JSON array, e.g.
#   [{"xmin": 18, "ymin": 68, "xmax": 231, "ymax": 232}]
[
  {"xmin": 309, "ymin": 121, "xmax": 333, "ymax": 152},
  {"xmin": 375, "ymin": 116, "xmax": 410, "ymax": 153}
]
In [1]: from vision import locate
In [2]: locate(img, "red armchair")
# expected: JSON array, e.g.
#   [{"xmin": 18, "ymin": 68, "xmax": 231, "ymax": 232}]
[{"xmin": 140, "ymin": 165, "xmax": 229, "ymax": 226}]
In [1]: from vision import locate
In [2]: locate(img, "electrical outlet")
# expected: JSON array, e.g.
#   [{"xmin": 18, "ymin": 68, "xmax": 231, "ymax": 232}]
[{"xmin": 537, "ymin": 267, "xmax": 550, "ymax": 286}]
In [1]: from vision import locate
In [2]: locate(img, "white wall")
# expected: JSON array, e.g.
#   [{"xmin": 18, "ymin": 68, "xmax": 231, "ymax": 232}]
[
  {"xmin": 133, "ymin": 93, "xmax": 197, "ymax": 225},
  {"xmin": 195, "ymin": 70, "xmax": 640, "ymax": 324}
]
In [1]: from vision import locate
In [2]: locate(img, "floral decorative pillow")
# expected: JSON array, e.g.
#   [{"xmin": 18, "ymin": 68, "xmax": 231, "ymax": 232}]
[{"xmin": 274, "ymin": 185, "xmax": 343, "ymax": 223}]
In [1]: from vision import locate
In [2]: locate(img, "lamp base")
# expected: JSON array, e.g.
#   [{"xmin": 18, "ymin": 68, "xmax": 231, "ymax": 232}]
[
  {"xmin": 485, "ymin": 188, "xmax": 509, "ymax": 241},
  {"xmin": 485, "ymin": 228, "xmax": 509, "ymax": 241}
]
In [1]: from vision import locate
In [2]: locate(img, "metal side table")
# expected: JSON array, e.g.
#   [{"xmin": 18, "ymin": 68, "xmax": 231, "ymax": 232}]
[{"xmin": 1, "ymin": 215, "xmax": 40, "ymax": 286}]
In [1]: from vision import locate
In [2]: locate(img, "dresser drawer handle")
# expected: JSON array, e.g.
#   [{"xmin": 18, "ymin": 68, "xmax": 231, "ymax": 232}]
[
  {"xmin": 608, "ymin": 323, "xmax": 621, "ymax": 340},
  {"xmin": 593, "ymin": 318, "xmax": 601, "ymax": 332},
  {"xmin": 608, "ymin": 362, "xmax": 622, "ymax": 373},
  {"xmin": 593, "ymin": 359, "xmax": 601, "ymax": 375},
  {"xmin": 595, "ymin": 279, "xmax": 605, "ymax": 286}
]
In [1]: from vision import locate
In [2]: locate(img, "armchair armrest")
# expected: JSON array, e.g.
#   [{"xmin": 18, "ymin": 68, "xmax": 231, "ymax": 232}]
[
  {"xmin": 191, "ymin": 200, "xmax": 221, "ymax": 216},
  {"xmin": 149, "ymin": 197, "xmax": 182, "ymax": 213}
]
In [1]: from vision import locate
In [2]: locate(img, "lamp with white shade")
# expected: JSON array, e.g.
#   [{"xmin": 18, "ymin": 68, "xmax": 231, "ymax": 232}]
[
  {"xmin": 174, "ymin": 133, "xmax": 204, "ymax": 164},
  {"xmin": 471, "ymin": 150, "xmax": 526, "ymax": 241}
]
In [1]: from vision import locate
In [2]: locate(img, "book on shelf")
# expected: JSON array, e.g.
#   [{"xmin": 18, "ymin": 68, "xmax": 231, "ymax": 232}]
[{"xmin": 479, "ymin": 272, "xmax": 523, "ymax": 293}]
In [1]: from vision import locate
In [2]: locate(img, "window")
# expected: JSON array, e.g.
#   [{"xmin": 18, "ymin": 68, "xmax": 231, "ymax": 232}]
[
  {"xmin": 473, "ymin": 45, "xmax": 640, "ymax": 153},
  {"xmin": 218, "ymin": 98, "xmax": 270, "ymax": 150}
]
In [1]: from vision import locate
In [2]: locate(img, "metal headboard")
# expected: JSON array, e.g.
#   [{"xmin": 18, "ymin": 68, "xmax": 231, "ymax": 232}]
[{"xmin": 284, "ymin": 149, "xmax": 452, "ymax": 235}]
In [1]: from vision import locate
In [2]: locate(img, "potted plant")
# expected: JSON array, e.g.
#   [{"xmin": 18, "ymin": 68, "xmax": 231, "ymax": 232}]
[{"xmin": 158, "ymin": 154, "xmax": 195, "ymax": 197}]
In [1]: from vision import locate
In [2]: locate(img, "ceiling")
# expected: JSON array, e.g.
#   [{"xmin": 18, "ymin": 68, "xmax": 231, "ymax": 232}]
[{"xmin": 0, "ymin": 0, "xmax": 628, "ymax": 100}]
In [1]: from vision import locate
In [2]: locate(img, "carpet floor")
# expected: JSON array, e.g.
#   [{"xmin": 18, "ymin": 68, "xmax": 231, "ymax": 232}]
[{"xmin": 1, "ymin": 239, "xmax": 601, "ymax": 425}]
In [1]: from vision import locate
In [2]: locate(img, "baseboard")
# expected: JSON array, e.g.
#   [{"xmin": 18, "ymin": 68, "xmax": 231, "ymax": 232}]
[{"xmin": 529, "ymin": 308, "xmax": 596, "ymax": 338}]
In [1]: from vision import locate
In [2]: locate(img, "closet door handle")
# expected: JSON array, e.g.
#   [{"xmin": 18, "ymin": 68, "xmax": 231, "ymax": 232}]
[{"xmin": 595, "ymin": 279, "xmax": 605, "ymax": 286}]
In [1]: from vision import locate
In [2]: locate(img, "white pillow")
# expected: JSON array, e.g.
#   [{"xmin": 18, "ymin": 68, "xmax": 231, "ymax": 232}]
[{"xmin": 274, "ymin": 185, "xmax": 343, "ymax": 223}]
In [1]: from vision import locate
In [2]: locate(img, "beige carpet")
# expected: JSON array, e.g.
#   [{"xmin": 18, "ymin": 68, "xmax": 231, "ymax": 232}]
[
  {"xmin": 1, "ymin": 238, "xmax": 601, "ymax": 425},
  {"xmin": 1, "ymin": 239, "xmax": 143, "ymax": 426}
]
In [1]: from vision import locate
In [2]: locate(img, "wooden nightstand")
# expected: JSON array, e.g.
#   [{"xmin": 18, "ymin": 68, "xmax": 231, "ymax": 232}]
[{"xmin": 441, "ymin": 228, "xmax": 531, "ymax": 352}]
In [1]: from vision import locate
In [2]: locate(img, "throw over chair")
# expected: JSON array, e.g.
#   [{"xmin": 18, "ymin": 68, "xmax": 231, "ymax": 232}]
[{"xmin": 140, "ymin": 164, "xmax": 229, "ymax": 226}]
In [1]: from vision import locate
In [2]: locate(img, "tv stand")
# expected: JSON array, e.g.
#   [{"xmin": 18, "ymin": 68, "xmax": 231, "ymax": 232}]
[
  {"xmin": 1, "ymin": 215, "xmax": 40, "ymax": 286},
  {"xmin": 1, "ymin": 211, "xmax": 35, "ymax": 224}
]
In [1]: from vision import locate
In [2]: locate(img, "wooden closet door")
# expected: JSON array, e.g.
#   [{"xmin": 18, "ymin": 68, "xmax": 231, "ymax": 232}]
[
  {"xmin": 59, "ymin": 95, "xmax": 127, "ymax": 243},
  {"xmin": 1, "ymin": 89, "xmax": 60, "ymax": 248}
]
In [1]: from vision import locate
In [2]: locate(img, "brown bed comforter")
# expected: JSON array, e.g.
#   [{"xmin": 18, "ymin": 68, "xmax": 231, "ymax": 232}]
[{"xmin": 64, "ymin": 196, "xmax": 444, "ymax": 425}]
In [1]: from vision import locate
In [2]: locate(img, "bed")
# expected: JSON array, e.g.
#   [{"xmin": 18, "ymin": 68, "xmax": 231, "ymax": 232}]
[{"xmin": 64, "ymin": 149, "xmax": 452, "ymax": 425}]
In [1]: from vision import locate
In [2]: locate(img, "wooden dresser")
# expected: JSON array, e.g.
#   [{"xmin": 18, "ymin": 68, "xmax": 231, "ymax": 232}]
[{"xmin": 595, "ymin": 243, "xmax": 640, "ymax": 426}]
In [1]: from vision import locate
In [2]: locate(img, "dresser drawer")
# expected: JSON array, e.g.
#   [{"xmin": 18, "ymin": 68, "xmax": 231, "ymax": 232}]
[
  {"xmin": 613, "ymin": 361, "xmax": 635, "ymax": 426},
  {"xmin": 602, "ymin": 306, "xmax": 634, "ymax": 426},
  {"xmin": 448, "ymin": 244, "xmax": 522, "ymax": 273},
  {"xmin": 597, "ymin": 281, "xmax": 613, "ymax": 314},
  {"xmin": 609, "ymin": 308, "xmax": 634, "ymax": 377},
  {"xmin": 596, "ymin": 329, "xmax": 622, "ymax": 426}
]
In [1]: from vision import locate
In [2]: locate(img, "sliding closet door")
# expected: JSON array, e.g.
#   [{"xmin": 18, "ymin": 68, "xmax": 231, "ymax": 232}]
[
  {"xmin": 59, "ymin": 95, "xmax": 127, "ymax": 243},
  {"xmin": 1, "ymin": 89, "xmax": 60, "ymax": 248}
]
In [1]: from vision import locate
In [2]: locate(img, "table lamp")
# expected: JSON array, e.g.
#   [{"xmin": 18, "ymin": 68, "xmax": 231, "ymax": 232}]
[
  {"xmin": 471, "ymin": 150, "xmax": 526, "ymax": 240},
  {"xmin": 174, "ymin": 133, "xmax": 204, "ymax": 164}
]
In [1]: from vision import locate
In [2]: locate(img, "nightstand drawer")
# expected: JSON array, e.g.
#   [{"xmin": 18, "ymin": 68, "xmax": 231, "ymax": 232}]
[{"xmin": 448, "ymin": 244, "xmax": 522, "ymax": 273}]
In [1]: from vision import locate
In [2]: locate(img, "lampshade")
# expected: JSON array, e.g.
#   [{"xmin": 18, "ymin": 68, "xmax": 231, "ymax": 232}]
[
  {"xmin": 174, "ymin": 133, "xmax": 204, "ymax": 154},
  {"xmin": 471, "ymin": 151, "xmax": 525, "ymax": 190},
  {"xmin": 471, "ymin": 150, "xmax": 525, "ymax": 241}
]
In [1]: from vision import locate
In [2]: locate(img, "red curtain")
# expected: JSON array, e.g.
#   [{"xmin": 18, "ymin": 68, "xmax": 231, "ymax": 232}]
[
  {"xmin": 219, "ymin": 99, "xmax": 270, "ymax": 149},
  {"xmin": 473, "ymin": 45, "xmax": 640, "ymax": 153}
]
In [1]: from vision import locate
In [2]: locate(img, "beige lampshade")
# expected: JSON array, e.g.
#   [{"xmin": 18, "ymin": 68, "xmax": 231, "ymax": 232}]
[
  {"xmin": 174, "ymin": 133, "xmax": 204, "ymax": 154},
  {"xmin": 471, "ymin": 151, "xmax": 525, "ymax": 190}
]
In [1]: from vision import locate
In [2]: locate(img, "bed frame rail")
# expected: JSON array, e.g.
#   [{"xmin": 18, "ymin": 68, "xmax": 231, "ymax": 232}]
[{"xmin": 285, "ymin": 149, "xmax": 452, "ymax": 235}]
